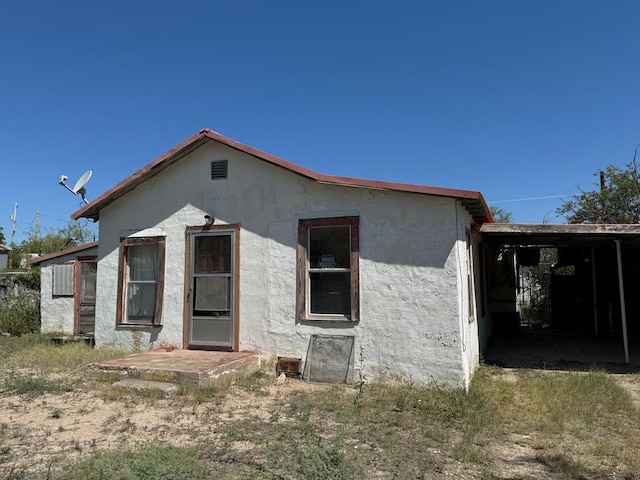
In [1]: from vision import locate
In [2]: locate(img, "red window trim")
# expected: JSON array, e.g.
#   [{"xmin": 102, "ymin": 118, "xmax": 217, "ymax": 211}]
[{"xmin": 297, "ymin": 216, "xmax": 360, "ymax": 322}]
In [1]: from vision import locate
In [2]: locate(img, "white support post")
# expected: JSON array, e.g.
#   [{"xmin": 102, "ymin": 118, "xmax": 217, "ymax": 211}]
[{"xmin": 615, "ymin": 240, "xmax": 630, "ymax": 364}]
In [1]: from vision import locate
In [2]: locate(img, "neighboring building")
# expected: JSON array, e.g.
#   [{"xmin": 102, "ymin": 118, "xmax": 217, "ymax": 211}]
[
  {"xmin": 64, "ymin": 129, "xmax": 492, "ymax": 388},
  {"xmin": 28, "ymin": 242, "xmax": 98, "ymax": 336},
  {"xmin": 0, "ymin": 244, "xmax": 9, "ymax": 271}
]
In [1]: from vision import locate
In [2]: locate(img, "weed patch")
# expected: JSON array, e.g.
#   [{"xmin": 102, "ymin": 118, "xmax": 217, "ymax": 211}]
[
  {"xmin": 176, "ymin": 382, "xmax": 229, "ymax": 404},
  {"xmin": 1, "ymin": 373, "xmax": 74, "ymax": 399},
  {"xmin": 3, "ymin": 342, "xmax": 125, "ymax": 373},
  {"xmin": 536, "ymin": 452, "xmax": 588, "ymax": 479},
  {"xmin": 50, "ymin": 443, "xmax": 210, "ymax": 480},
  {"xmin": 219, "ymin": 410, "xmax": 361, "ymax": 479},
  {"xmin": 234, "ymin": 369, "xmax": 270, "ymax": 395}
]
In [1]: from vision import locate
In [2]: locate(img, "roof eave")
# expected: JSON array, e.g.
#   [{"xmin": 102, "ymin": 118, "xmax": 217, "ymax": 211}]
[
  {"xmin": 27, "ymin": 241, "xmax": 99, "ymax": 266},
  {"xmin": 72, "ymin": 128, "xmax": 494, "ymax": 224}
]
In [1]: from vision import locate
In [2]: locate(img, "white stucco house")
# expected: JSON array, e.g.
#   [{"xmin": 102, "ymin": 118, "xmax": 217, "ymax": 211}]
[
  {"xmin": 29, "ymin": 242, "xmax": 98, "ymax": 336},
  {"xmin": 58, "ymin": 129, "xmax": 493, "ymax": 388}
]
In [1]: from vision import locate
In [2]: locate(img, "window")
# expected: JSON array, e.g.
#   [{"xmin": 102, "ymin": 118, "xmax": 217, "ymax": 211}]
[
  {"xmin": 117, "ymin": 237, "xmax": 165, "ymax": 326},
  {"xmin": 297, "ymin": 216, "xmax": 359, "ymax": 321},
  {"xmin": 52, "ymin": 263, "xmax": 74, "ymax": 297}
]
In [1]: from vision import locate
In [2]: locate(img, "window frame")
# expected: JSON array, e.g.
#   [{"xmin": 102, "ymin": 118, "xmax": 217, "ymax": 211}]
[
  {"xmin": 116, "ymin": 236, "xmax": 166, "ymax": 327},
  {"xmin": 297, "ymin": 216, "xmax": 359, "ymax": 322},
  {"xmin": 466, "ymin": 230, "xmax": 477, "ymax": 323}
]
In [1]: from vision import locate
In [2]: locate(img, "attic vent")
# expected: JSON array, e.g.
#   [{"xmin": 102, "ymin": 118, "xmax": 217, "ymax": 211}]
[{"xmin": 211, "ymin": 160, "xmax": 228, "ymax": 180}]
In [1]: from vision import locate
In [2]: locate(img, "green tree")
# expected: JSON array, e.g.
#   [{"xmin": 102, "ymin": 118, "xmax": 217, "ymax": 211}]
[
  {"xmin": 557, "ymin": 153, "xmax": 640, "ymax": 224},
  {"xmin": 0, "ymin": 226, "xmax": 5, "ymax": 245},
  {"xmin": 9, "ymin": 221, "xmax": 94, "ymax": 269},
  {"xmin": 489, "ymin": 206, "xmax": 513, "ymax": 223}
]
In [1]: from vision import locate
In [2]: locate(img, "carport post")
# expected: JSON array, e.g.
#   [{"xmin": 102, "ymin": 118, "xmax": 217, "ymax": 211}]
[{"xmin": 615, "ymin": 240, "xmax": 630, "ymax": 364}]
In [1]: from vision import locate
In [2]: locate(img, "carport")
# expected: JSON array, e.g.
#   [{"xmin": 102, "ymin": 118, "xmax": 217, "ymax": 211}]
[{"xmin": 479, "ymin": 223, "xmax": 640, "ymax": 369}]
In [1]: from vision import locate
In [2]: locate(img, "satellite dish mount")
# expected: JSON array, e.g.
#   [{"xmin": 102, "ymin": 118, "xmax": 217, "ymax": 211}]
[{"xmin": 58, "ymin": 170, "xmax": 92, "ymax": 205}]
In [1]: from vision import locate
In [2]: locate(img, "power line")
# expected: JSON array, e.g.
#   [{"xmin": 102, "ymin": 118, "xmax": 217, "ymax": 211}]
[{"xmin": 488, "ymin": 194, "xmax": 570, "ymax": 204}]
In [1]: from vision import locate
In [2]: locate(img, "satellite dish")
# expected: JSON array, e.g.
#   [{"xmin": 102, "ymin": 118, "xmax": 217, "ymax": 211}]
[
  {"xmin": 58, "ymin": 170, "xmax": 92, "ymax": 204},
  {"xmin": 72, "ymin": 170, "xmax": 92, "ymax": 194}
]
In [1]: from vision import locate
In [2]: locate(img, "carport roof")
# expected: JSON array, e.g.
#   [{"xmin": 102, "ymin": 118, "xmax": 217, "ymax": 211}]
[{"xmin": 480, "ymin": 223, "xmax": 640, "ymax": 247}]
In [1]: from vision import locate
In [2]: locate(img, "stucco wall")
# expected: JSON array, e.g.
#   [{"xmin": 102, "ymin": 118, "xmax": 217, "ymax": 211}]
[
  {"xmin": 39, "ymin": 246, "xmax": 98, "ymax": 335},
  {"xmin": 39, "ymin": 262, "xmax": 74, "ymax": 334},
  {"xmin": 94, "ymin": 142, "xmax": 475, "ymax": 386}
]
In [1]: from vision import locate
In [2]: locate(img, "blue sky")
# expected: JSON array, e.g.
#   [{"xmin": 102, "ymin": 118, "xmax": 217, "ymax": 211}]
[{"xmin": 2, "ymin": 1, "xmax": 640, "ymax": 244}]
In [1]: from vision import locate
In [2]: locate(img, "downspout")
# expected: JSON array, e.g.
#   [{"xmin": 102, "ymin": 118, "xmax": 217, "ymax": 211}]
[{"xmin": 615, "ymin": 239, "xmax": 630, "ymax": 364}]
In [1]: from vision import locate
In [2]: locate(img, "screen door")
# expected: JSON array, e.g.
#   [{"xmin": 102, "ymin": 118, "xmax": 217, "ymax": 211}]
[
  {"xmin": 77, "ymin": 260, "xmax": 97, "ymax": 335},
  {"xmin": 188, "ymin": 232, "xmax": 235, "ymax": 349}
]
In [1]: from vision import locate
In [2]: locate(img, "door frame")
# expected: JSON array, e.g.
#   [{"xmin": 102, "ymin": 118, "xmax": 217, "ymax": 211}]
[
  {"xmin": 183, "ymin": 224, "xmax": 240, "ymax": 351},
  {"xmin": 73, "ymin": 256, "xmax": 98, "ymax": 335}
]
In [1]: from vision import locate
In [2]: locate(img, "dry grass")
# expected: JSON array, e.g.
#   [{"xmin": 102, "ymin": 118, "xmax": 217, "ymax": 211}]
[
  {"xmin": 1, "ymin": 335, "xmax": 640, "ymax": 479},
  {"xmin": 1, "ymin": 339, "xmax": 125, "ymax": 374}
]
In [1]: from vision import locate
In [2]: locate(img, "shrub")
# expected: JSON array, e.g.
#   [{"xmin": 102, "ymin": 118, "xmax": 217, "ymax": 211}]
[
  {"xmin": 0, "ymin": 295, "xmax": 40, "ymax": 336},
  {"xmin": 14, "ymin": 269, "xmax": 40, "ymax": 290}
]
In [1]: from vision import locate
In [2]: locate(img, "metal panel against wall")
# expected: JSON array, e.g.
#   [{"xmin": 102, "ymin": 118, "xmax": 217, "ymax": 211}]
[{"xmin": 303, "ymin": 334, "xmax": 354, "ymax": 384}]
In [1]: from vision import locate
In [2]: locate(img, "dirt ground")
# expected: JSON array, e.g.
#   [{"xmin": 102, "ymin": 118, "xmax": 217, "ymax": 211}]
[
  {"xmin": 0, "ymin": 374, "xmax": 341, "ymax": 477},
  {"xmin": 1, "ymin": 369, "xmax": 639, "ymax": 479}
]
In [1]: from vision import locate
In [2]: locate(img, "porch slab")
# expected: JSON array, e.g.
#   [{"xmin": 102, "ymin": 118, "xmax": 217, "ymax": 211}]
[{"xmin": 93, "ymin": 349, "xmax": 261, "ymax": 386}]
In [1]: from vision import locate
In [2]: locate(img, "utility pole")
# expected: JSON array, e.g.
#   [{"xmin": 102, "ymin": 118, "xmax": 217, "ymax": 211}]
[
  {"xmin": 34, "ymin": 211, "xmax": 39, "ymax": 239},
  {"xmin": 9, "ymin": 203, "xmax": 17, "ymax": 245}
]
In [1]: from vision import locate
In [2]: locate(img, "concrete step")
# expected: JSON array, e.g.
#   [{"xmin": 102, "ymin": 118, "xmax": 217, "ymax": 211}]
[{"xmin": 112, "ymin": 378, "xmax": 178, "ymax": 395}]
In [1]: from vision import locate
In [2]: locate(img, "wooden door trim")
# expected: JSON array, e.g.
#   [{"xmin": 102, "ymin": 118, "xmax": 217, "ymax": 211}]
[
  {"xmin": 73, "ymin": 256, "xmax": 97, "ymax": 335},
  {"xmin": 183, "ymin": 224, "xmax": 240, "ymax": 351}
]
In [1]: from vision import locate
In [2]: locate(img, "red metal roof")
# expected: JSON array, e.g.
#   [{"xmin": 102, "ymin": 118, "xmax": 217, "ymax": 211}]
[
  {"xmin": 72, "ymin": 129, "xmax": 493, "ymax": 223},
  {"xmin": 27, "ymin": 241, "xmax": 99, "ymax": 266}
]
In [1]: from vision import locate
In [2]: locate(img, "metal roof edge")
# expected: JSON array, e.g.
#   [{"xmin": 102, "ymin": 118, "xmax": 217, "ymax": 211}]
[
  {"xmin": 27, "ymin": 241, "xmax": 99, "ymax": 265},
  {"xmin": 72, "ymin": 128, "xmax": 493, "ymax": 224}
]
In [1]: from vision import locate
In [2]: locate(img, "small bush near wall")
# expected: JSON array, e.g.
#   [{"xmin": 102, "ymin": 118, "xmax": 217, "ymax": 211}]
[
  {"xmin": 0, "ymin": 274, "xmax": 40, "ymax": 336},
  {"xmin": 15, "ymin": 268, "xmax": 41, "ymax": 290},
  {"xmin": 0, "ymin": 295, "xmax": 40, "ymax": 335}
]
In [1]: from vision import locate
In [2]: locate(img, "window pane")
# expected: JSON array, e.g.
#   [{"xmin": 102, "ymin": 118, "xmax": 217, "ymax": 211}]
[
  {"xmin": 191, "ymin": 317, "xmax": 232, "ymax": 345},
  {"xmin": 310, "ymin": 272, "xmax": 350, "ymax": 315},
  {"xmin": 127, "ymin": 283, "xmax": 157, "ymax": 323},
  {"xmin": 80, "ymin": 262, "xmax": 97, "ymax": 303},
  {"xmin": 194, "ymin": 236, "xmax": 231, "ymax": 273},
  {"xmin": 194, "ymin": 276, "xmax": 229, "ymax": 310},
  {"xmin": 128, "ymin": 244, "xmax": 158, "ymax": 281},
  {"xmin": 309, "ymin": 226, "xmax": 350, "ymax": 269}
]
